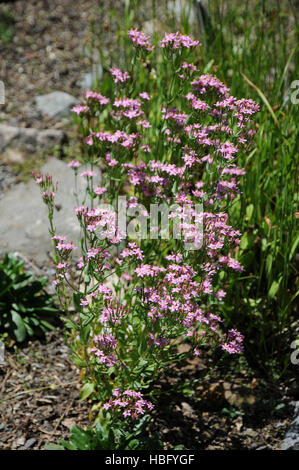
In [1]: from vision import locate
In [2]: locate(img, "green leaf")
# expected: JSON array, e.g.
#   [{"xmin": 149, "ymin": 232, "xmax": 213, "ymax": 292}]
[
  {"xmin": 268, "ymin": 280, "xmax": 280, "ymax": 300},
  {"xmin": 80, "ymin": 325, "xmax": 91, "ymax": 345},
  {"xmin": 266, "ymin": 254, "xmax": 273, "ymax": 279},
  {"xmin": 246, "ymin": 204, "xmax": 254, "ymax": 220},
  {"xmin": 73, "ymin": 293, "xmax": 83, "ymax": 312},
  {"xmin": 275, "ymin": 403, "xmax": 286, "ymax": 412},
  {"xmin": 289, "ymin": 234, "xmax": 299, "ymax": 262},
  {"xmin": 64, "ymin": 318, "xmax": 80, "ymax": 331},
  {"xmin": 71, "ymin": 356, "xmax": 88, "ymax": 368},
  {"xmin": 125, "ymin": 439, "xmax": 139, "ymax": 450},
  {"xmin": 68, "ymin": 426, "xmax": 98, "ymax": 450},
  {"xmin": 240, "ymin": 232, "xmax": 249, "ymax": 250},
  {"xmin": 40, "ymin": 320, "xmax": 56, "ymax": 331},
  {"xmin": 11, "ymin": 310, "xmax": 26, "ymax": 342},
  {"xmin": 45, "ymin": 444, "xmax": 65, "ymax": 450},
  {"xmin": 80, "ymin": 382, "xmax": 95, "ymax": 401}
]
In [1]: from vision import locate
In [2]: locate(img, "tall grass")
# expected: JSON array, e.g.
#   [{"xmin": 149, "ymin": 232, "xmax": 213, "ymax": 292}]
[
  {"xmin": 91, "ymin": 0, "xmax": 298, "ymax": 378},
  {"xmin": 198, "ymin": 0, "xmax": 299, "ymax": 377}
]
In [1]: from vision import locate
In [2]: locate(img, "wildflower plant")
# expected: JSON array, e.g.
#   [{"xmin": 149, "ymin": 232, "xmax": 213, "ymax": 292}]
[
  {"xmin": 35, "ymin": 29, "xmax": 259, "ymax": 441},
  {"xmin": 0, "ymin": 253, "xmax": 57, "ymax": 342}
]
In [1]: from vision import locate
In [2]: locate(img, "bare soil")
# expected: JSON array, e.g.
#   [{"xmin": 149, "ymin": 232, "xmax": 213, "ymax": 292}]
[{"xmin": 0, "ymin": 326, "xmax": 296, "ymax": 450}]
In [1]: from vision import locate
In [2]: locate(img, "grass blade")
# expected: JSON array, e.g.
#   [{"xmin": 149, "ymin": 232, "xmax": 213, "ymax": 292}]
[{"xmin": 240, "ymin": 72, "xmax": 280, "ymax": 128}]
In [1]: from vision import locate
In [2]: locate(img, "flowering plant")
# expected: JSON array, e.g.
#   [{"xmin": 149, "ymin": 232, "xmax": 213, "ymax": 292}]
[{"xmin": 35, "ymin": 29, "xmax": 259, "ymax": 441}]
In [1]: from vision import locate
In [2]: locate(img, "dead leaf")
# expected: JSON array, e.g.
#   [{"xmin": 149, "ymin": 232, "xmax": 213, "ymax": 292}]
[{"xmin": 62, "ymin": 418, "xmax": 76, "ymax": 429}]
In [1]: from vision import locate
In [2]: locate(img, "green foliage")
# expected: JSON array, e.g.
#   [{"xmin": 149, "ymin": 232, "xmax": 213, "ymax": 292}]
[
  {"xmin": 222, "ymin": 407, "xmax": 243, "ymax": 419},
  {"xmin": 0, "ymin": 253, "xmax": 57, "ymax": 342},
  {"xmin": 200, "ymin": 0, "xmax": 299, "ymax": 376},
  {"xmin": 0, "ymin": 9, "xmax": 14, "ymax": 44},
  {"xmin": 46, "ymin": 416, "xmax": 163, "ymax": 450}
]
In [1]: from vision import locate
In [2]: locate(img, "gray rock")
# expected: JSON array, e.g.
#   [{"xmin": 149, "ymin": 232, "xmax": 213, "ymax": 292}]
[
  {"xmin": 79, "ymin": 64, "xmax": 103, "ymax": 91},
  {"xmin": 0, "ymin": 81, "xmax": 4, "ymax": 105},
  {"xmin": 142, "ymin": 19, "xmax": 161, "ymax": 37},
  {"xmin": 37, "ymin": 129, "xmax": 66, "ymax": 149},
  {"xmin": 35, "ymin": 91, "xmax": 78, "ymax": 118},
  {"xmin": 169, "ymin": 0, "xmax": 197, "ymax": 23},
  {"xmin": 168, "ymin": 1, "xmax": 215, "ymax": 47},
  {"xmin": 0, "ymin": 124, "xmax": 65, "ymax": 156},
  {"xmin": 181, "ymin": 401, "xmax": 195, "ymax": 416},
  {"xmin": 281, "ymin": 402, "xmax": 299, "ymax": 450},
  {"xmin": 244, "ymin": 428, "xmax": 258, "ymax": 438},
  {"xmin": 0, "ymin": 124, "xmax": 19, "ymax": 152},
  {"xmin": 21, "ymin": 438, "xmax": 37, "ymax": 449},
  {"xmin": 0, "ymin": 158, "xmax": 101, "ymax": 265}
]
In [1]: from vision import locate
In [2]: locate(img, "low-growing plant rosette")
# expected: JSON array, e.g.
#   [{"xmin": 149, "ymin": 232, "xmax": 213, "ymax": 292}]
[{"xmin": 36, "ymin": 29, "xmax": 259, "ymax": 437}]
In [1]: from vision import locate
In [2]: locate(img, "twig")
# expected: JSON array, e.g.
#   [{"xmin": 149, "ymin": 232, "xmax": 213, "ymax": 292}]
[
  {"xmin": 51, "ymin": 397, "xmax": 75, "ymax": 435},
  {"xmin": 0, "ymin": 369, "xmax": 11, "ymax": 394},
  {"xmin": 0, "ymin": 381, "xmax": 78, "ymax": 404}
]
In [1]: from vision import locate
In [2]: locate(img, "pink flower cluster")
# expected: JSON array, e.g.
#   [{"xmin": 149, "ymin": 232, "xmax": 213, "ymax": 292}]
[
  {"xmin": 112, "ymin": 96, "xmax": 144, "ymax": 120},
  {"xmin": 85, "ymin": 129, "xmax": 140, "ymax": 150},
  {"xmin": 159, "ymin": 32, "xmax": 201, "ymax": 49},
  {"xmin": 221, "ymin": 329, "xmax": 244, "ymax": 354},
  {"xmin": 68, "ymin": 160, "xmax": 81, "ymax": 168},
  {"xmin": 103, "ymin": 389, "xmax": 154, "ymax": 418},
  {"xmin": 52, "ymin": 235, "xmax": 77, "ymax": 259},
  {"xmin": 36, "ymin": 31, "xmax": 260, "ymax": 394},
  {"xmin": 110, "ymin": 67, "xmax": 130, "ymax": 84},
  {"xmin": 75, "ymin": 206, "xmax": 125, "ymax": 243},
  {"xmin": 128, "ymin": 29, "xmax": 154, "ymax": 51},
  {"xmin": 133, "ymin": 259, "xmax": 244, "ymax": 354},
  {"xmin": 119, "ymin": 242, "xmax": 144, "ymax": 261},
  {"xmin": 85, "ymin": 91, "xmax": 110, "ymax": 105},
  {"xmin": 91, "ymin": 333, "xmax": 119, "ymax": 367},
  {"xmin": 72, "ymin": 105, "xmax": 89, "ymax": 115},
  {"xmin": 99, "ymin": 299, "xmax": 129, "ymax": 324},
  {"xmin": 32, "ymin": 172, "xmax": 57, "ymax": 205}
]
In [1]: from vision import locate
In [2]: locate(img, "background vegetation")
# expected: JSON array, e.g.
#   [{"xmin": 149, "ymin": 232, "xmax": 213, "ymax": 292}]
[{"xmin": 89, "ymin": 0, "xmax": 299, "ymax": 379}]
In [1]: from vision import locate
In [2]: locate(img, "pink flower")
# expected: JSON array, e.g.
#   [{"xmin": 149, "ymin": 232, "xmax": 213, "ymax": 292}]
[
  {"xmin": 94, "ymin": 187, "xmax": 107, "ymax": 196},
  {"xmin": 85, "ymin": 91, "xmax": 110, "ymax": 105},
  {"xmin": 68, "ymin": 160, "xmax": 81, "ymax": 168},
  {"xmin": 80, "ymin": 170, "xmax": 96, "ymax": 177},
  {"xmin": 72, "ymin": 105, "xmax": 89, "ymax": 115},
  {"xmin": 159, "ymin": 32, "xmax": 200, "ymax": 49},
  {"xmin": 128, "ymin": 29, "xmax": 154, "ymax": 51},
  {"xmin": 139, "ymin": 92, "xmax": 150, "ymax": 100},
  {"xmin": 110, "ymin": 68, "xmax": 130, "ymax": 83},
  {"xmin": 181, "ymin": 61, "xmax": 198, "ymax": 71},
  {"xmin": 137, "ymin": 120, "xmax": 151, "ymax": 128},
  {"xmin": 103, "ymin": 389, "xmax": 154, "ymax": 419}
]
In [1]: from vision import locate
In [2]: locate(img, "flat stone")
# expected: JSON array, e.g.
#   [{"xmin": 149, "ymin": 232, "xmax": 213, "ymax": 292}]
[
  {"xmin": 35, "ymin": 91, "xmax": 78, "ymax": 118},
  {"xmin": 0, "ymin": 158, "xmax": 101, "ymax": 266},
  {"xmin": 0, "ymin": 124, "xmax": 66, "ymax": 156}
]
